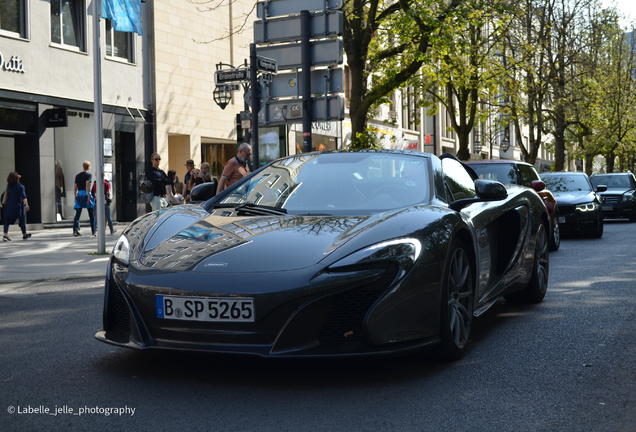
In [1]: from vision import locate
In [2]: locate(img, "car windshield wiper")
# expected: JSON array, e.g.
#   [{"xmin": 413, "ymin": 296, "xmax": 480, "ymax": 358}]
[{"xmin": 213, "ymin": 202, "xmax": 288, "ymax": 216}]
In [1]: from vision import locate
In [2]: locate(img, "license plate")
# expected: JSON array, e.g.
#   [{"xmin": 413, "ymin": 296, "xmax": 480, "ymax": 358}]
[
  {"xmin": 602, "ymin": 205, "xmax": 613, "ymax": 211},
  {"xmin": 558, "ymin": 217, "xmax": 565, "ymax": 223},
  {"xmin": 156, "ymin": 295, "xmax": 255, "ymax": 322}
]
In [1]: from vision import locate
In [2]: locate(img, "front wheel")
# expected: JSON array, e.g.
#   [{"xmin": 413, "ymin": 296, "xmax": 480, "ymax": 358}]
[
  {"xmin": 549, "ymin": 214, "xmax": 561, "ymax": 251},
  {"xmin": 436, "ymin": 239, "xmax": 474, "ymax": 360},
  {"xmin": 591, "ymin": 217, "xmax": 603, "ymax": 238}
]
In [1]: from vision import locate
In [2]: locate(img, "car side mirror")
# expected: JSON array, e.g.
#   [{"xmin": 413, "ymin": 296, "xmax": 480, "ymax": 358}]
[
  {"xmin": 190, "ymin": 180, "xmax": 218, "ymax": 203},
  {"xmin": 450, "ymin": 180, "xmax": 507, "ymax": 211},
  {"xmin": 531, "ymin": 180, "xmax": 546, "ymax": 192},
  {"xmin": 595, "ymin": 184, "xmax": 607, "ymax": 193}
]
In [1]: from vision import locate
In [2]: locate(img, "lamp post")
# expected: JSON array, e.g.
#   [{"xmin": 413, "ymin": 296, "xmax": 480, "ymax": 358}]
[
  {"xmin": 473, "ymin": 126, "xmax": 510, "ymax": 158},
  {"xmin": 473, "ymin": 129, "xmax": 482, "ymax": 154},
  {"xmin": 213, "ymin": 61, "xmax": 251, "ymax": 146}
]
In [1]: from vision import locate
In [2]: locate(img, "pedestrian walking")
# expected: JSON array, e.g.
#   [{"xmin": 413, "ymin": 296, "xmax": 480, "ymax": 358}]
[
  {"xmin": 148, "ymin": 152, "xmax": 171, "ymax": 212},
  {"xmin": 2, "ymin": 171, "xmax": 31, "ymax": 241},
  {"xmin": 217, "ymin": 143, "xmax": 251, "ymax": 194},
  {"xmin": 73, "ymin": 161, "xmax": 95, "ymax": 237},
  {"xmin": 92, "ymin": 178, "xmax": 117, "ymax": 235},
  {"xmin": 183, "ymin": 159, "xmax": 195, "ymax": 197}
]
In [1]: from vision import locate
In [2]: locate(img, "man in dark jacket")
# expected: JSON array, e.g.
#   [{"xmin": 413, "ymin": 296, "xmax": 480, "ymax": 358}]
[{"xmin": 148, "ymin": 152, "xmax": 171, "ymax": 212}]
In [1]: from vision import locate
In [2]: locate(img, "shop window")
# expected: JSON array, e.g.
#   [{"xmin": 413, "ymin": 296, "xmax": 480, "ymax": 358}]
[
  {"xmin": 1, "ymin": 0, "xmax": 27, "ymax": 37},
  {"xmin": 106, "ymin": 19, "xmax": 133, "ymax": 63},
  {"xmin": 50, "ymin": 0, "xmax": 85, "ymax": 51}
]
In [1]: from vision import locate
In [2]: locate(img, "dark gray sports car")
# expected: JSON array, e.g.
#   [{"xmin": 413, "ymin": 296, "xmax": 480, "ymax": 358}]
[{"xmin": 96, "ymin": 151, "xmax": 550, "ymax": 360}]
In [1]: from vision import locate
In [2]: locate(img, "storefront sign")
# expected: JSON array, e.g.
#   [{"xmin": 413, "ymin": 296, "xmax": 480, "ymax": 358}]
[
  {"xmin": 104, "ymin": 138, "xmax": 113, "ymax": 157},
  {"xmin": 0, "ymin": 51, "xmax": 25, "ymax": 73},
  {"xmin": 44, "ymin": 108, "xmax": 68, "ymax": 128}
]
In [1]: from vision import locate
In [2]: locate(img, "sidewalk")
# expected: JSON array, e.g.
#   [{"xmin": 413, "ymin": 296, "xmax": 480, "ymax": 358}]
[{"xmin": 0, "ymin": 226, "xmax": 120, "ymax": 283}]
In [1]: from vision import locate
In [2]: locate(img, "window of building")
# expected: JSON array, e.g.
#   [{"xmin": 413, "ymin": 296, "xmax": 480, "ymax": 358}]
[
  {"xmin": 105, "ymin": 19, "xmax": 133, "ymax": 62},
  {"xmin": 1, "ymin": 0, "xmax": 27, "ymax": 37},
  {"xmin": 50, "ymin": 0, "xmax": 85, "ymax": 51}
]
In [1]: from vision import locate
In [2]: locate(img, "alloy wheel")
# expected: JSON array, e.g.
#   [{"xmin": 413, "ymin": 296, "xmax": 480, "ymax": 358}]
[{"xmin": 446, "ymin": 246, "xmax": 473, "ymax": 349}]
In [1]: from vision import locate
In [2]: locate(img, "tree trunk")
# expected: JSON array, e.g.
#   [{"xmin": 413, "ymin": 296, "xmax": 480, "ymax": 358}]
[
  {"xmin": 553, "ymin": 104, "xmax": 566, "ymax": 171},
  {"xmin": 585, "ymin": 154, "xmax": 594, "ymax": 176}
]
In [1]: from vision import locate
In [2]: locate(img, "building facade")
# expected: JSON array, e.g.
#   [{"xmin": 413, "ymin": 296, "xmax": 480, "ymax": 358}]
[{"xmin": 0, "ymin": 0, "xmax": 152, "ymax": 230}]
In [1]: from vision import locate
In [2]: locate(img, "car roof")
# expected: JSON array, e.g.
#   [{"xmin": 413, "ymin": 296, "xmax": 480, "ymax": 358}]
[
  {"xmin": 465, "ymin": 159, "xmax": 533, "ymax": 167},
  {"xmin": 542, "ymin": 172, "xmax": 586, "ymax": 176},
  {"xmin": 590, "ymin": 172, "xmax": 630, "ymax": 176}
]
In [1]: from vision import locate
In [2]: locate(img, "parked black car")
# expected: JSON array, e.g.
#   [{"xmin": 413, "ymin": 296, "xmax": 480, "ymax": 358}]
[
  {"xmin": 541, "ymin": 172, "xmax": 606, "ymax": 238},
  {"xmin": 589, "ymin": 172, "xmax": 636, "ymax": 222},
  {"xmin": 96, "ymin": 151, "xmax": 550, "ymax": 361}
]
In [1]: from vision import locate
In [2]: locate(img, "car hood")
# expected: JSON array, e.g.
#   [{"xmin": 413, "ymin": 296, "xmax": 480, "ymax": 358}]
[
  {"xmin": 552, "ymin": 191, "xmax": 597, "ymax": 205},
  {"xmin": 598, "ymin": 188, "xmax": 633, "ymax": 195},
  {"xmin": 127, "ymin": 206, "xmax": 421, "ymax": 273}
]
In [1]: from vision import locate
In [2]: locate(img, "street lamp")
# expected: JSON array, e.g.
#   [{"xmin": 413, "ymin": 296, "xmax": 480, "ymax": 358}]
[
  {"xmin": 473, "ymin": 130, "xmax": 482, "ymax": 154},
  {"xmin": 500, "ymin": 132, "xmax": 510, "ymax": 153},
  {"xmin": 213, "ymin": 85, "xmax": 232, "ymax": 110}
]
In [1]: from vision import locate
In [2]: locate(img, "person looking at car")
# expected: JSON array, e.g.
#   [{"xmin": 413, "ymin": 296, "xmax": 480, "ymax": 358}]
[
  {"xmin": 185, "ymin": 169, "xmax": 203, "ymax": 203},
  {"xmin": 200, "ymin": 162, "xmax": 214, "ymax": 183},
  {"xmin": 182, "ymin": 159, "xmax": 195, "ymax": 197},
  {"xmin": 148, "ymin": 153, "xmax": 171, "ymax": 212},
  {"xmin": 217, "ymin": 143, "xmax": 251, "ymax": 194},
  {"xmin": 166, "ymin": 170, "xmax": 183, "ymax": 206}
]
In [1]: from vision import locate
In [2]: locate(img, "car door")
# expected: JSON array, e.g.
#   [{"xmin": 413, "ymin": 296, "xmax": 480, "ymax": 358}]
[{"xmin": 441, "ymin": 157, "xmax": 532, "ymax": 306}]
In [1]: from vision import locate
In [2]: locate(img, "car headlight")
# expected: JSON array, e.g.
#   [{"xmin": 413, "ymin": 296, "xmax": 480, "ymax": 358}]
[
  {"xmin": 330, "ymin": 238, "xmax": 422, "ymax": 279},
  {"xmin": 622, "ymin": 194, "xmax": 634, "ymax": 202},
  {"xmin": 575, "ymin": 202, "xmax": 598, "ymax": 212},
  {"xmin": 112, "ymin": 235, "xmax": 130, "ymax": 265}
]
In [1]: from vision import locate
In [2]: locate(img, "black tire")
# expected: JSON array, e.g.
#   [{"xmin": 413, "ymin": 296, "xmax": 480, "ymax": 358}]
[
  {"xmin": 549, "ymin": 213, "xmax": 561, "ymax": 251},
  {"xmin": 591, "ymin": 217, "xmax": 604, "ymax": 238},
  {"xmin": 436, "ymin": 239, "xmax": 474, "ymax": 360},
  {"xmin": 517, "ymin": 223, "xmax": 549, "ymax": 303}
]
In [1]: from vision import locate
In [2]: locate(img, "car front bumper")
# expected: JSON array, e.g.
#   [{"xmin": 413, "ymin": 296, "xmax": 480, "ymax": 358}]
[{"xmin": 95, "ymin": 258, "xmax": 444, "ymax": 357}]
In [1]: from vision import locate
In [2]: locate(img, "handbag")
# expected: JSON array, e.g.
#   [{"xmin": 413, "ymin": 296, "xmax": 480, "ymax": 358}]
[{"xmin": 139, "ymin": 174, "xmax": 154, "ymax": 203}]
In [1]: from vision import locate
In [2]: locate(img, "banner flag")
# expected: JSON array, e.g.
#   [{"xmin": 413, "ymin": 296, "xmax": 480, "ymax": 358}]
[{"xmin": 102, "ymin": 0, "xmax": 143, "ymax": 35}]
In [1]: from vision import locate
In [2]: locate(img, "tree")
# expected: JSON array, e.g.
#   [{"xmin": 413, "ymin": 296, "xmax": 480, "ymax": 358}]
[
  {"xmin": 418, "ymin": 0, "xmax": 513, "ymax": 160},
  {"xmin": 500, "ymin": 0, "xmax": 553, "ymax": 165},
  {"xmin": 343, "ymin": 0, "xmax": 467, "ymax": 148}
]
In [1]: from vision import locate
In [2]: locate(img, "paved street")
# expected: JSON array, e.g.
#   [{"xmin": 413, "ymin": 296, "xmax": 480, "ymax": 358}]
[
  {"xmin": 1, "ymin": 221, "xmax": 636, "ymax": 431},
  {"xmin": 0, "ymin": 228, "xmax": 118, "ymax": 283}
]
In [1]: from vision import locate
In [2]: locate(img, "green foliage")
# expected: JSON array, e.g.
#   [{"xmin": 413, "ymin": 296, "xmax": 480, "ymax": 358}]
[{"xmin": 348, "ymin": 126, "xmax": 385, "ymax": 150}]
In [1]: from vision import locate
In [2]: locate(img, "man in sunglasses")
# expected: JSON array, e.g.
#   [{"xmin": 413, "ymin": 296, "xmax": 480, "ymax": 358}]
[
  {"xmin": 148, "ymin": 152, "xmax": 171, "ymax": 212},
  {"xmin": 217, "ymin": 143, "xmax": 252, "ymax": 194}
]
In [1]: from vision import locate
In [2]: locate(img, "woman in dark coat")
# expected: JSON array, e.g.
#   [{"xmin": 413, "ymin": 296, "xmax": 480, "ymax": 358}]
[{"xmin": 2, "ymin": 171, "xmax": 31, "ymax": 241}]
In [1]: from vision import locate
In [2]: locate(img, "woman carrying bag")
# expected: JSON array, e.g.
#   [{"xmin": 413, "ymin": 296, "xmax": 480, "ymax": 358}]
[{"xmin": 3, "ymin": 171, "xmax": 32, "ymax": 241}]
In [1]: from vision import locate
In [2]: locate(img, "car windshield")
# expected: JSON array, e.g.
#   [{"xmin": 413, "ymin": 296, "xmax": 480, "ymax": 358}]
[
  {"xmin": 215, "ymin": 152, "xmax": 431, "ymax": 214},
  {"xmin": 542, "ymin": 175, "xmax": 592, "ymax": 192},
  {"xmin": 469, "ymin": 164, "xmax": 517, "ymax": 185},
  {"xmin": 590, "ymin": 175, "xmax": 631, "ymax": 189}
]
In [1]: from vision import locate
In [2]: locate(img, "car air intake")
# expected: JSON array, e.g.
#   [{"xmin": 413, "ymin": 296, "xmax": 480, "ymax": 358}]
[
  {"xmin": 107, "ymin": 279, "xmax": 131, "ymax": 334},
  {"xmin": 318, "ymin": 263, "xmax": 398, "ymax": 344}
]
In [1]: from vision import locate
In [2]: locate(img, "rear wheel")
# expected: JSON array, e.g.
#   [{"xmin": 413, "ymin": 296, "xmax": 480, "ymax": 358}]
[
  {"xmin": 436, "ymin": 239, "xmax": 474, "ymax": 360},
  {"xmin": 549, "ymin": 213, "xmax": 561, "ymax": 251},
  {"xmin": 518, "ymin": 223, "xmax": 549, "ymax": 303}
]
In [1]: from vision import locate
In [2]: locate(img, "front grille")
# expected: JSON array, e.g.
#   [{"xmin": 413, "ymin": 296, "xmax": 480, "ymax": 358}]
[
  {"xmin": 107, "ymin": 280, "xmax": 131, "ymax": 333},
  {"xmin": 559, "ymin": 205, "xmax": 575, "ymax": 215},
  {"xmin": 603, "ymin": 195, "xmax": 621, "ymax": 204},
  {"xmin": 318, "ymin": 264, "xmax": 398, "ymax": 344}
]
